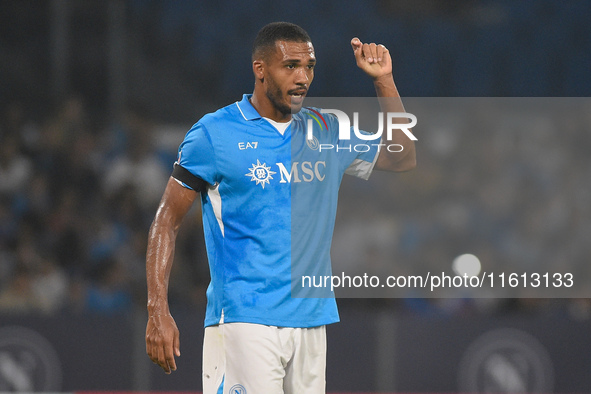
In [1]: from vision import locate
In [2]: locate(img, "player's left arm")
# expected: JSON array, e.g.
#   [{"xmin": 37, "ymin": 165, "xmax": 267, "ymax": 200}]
[{"xmin": 351, "ymin": 37, "xmax": 416, "ymax": 172}]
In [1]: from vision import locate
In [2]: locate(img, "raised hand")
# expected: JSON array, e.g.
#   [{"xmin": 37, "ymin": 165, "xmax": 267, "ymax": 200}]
[{"xmin": 351, "ymin": 37, "xmax": 392, "ymax": 80}]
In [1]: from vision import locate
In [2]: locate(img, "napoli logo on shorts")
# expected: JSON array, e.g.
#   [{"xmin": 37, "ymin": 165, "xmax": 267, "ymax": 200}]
[
  {"xmin": 229, "ymin": 384, "xmax": 246, "ymax": 394},
  {"xmin": 245, "ymin": 159, "xmax": 276, "ymax": 189}
]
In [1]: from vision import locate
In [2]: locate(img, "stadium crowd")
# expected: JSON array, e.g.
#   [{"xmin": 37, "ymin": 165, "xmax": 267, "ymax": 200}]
[
  {"xmin": 0, "ymin": 96, "xmax": 209, "ymax": 315},
  {"xmin": 2, "ymin": 95, "xmax": 591, "ymax": 318}
]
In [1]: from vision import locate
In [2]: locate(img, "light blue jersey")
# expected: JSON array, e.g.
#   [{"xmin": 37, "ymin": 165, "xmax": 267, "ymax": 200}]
[{"xmin": 175, "ymin": 94, "xmax": 378, "ymax": 328}]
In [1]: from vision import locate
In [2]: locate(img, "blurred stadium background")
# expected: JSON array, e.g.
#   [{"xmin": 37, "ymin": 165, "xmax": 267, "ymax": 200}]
[{"xmin": 1, "ymin": 0, "xmax": 591, "ymax": 392}]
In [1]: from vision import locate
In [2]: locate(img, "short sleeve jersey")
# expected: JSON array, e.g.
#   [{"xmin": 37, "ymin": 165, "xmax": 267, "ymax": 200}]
[{"xmin": 176, "ymin": 94, "xmax": 378, "ymax": 328}]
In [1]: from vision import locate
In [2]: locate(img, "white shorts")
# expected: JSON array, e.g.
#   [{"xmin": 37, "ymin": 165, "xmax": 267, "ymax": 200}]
[{"xmin": 202, "ymin": 322, "xmax": 327, "ymax": 394}]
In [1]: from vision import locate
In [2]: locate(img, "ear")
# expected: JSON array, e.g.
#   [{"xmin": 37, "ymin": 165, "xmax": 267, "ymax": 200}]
[{"xmin": 253, "ymin": 60, "xmax": 265, "ymax": 82}]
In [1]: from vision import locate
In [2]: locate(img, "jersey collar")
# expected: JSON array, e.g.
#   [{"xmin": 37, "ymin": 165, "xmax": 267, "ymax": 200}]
[{"xmin": 236, "ymin": 94, "xmax": 262, "ymax": 121}]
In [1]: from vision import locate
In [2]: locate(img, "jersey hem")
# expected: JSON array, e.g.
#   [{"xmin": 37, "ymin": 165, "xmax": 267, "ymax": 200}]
[{"xmin": 204, "ymin": 315, "xmax": 340, "ymax": 328}]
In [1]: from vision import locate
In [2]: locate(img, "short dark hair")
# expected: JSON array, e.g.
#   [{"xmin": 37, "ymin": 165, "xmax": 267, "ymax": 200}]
[{"xmin": 252, "ymin": 22, "xmax": 311, "ymax": 61}]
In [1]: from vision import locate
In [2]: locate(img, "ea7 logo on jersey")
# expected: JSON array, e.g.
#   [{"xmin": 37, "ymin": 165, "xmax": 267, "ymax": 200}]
[
  {"xmin": 238, "ymin": 141, "xmax": 258, "ymax": 150},
  {"xmin": 245, "ymin": 160, "xmax": 276, "ymax": 189}
]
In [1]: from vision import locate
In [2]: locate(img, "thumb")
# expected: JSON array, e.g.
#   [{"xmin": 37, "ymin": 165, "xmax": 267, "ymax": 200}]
[
  {"xmin": 174, "ymin": 330, "xmax": 181, "ymax": 357},
  {"xmin": 351, "ymin": 37, "xmax": 362, "ymax": 56}
]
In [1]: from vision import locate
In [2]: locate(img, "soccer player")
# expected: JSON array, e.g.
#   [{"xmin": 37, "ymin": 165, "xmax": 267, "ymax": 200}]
[{"xmin": 145, "ymin": 22, "xmax": 415, "ymax": 393}]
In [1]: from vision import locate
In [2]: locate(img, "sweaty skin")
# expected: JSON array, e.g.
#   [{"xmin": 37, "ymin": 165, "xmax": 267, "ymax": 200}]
[
  {"xmin": 145, "ymin": 36, "xmax": 415, "ymax": 375},
  {"xmin": 146, "ymin": 179, "xmax": 196, "ymax": 373}
]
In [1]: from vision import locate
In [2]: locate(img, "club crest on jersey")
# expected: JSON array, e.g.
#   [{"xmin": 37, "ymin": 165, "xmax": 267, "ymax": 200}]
[
  {"xmin": 306, "ymin": 134, "xmax": 320, "ymax": 150},
  {"xmin": 245, "ymin": 159, "xmax": 276, "ymax": 189}
]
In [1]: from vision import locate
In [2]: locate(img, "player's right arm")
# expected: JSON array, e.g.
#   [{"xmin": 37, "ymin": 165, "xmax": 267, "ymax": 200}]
[{"xmin": 145, "ymin": 177, "xmax": 198, "ymax": 374}]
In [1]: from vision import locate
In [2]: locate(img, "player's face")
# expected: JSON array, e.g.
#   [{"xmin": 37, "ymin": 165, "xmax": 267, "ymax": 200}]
[{"xmin": 264, "ymin": 41, "xmax": 315, "ymax": 115}]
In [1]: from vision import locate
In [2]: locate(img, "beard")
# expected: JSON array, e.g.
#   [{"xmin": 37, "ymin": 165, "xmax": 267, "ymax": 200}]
[{"xmin": 265, "ymin": 75, "xmax": 296, "ymax": 116}]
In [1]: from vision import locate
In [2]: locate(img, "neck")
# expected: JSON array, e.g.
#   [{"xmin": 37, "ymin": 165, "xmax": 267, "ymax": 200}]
[{"xmin": 250, "ymin": 89, "xmax": 292, "ymax": 123}]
